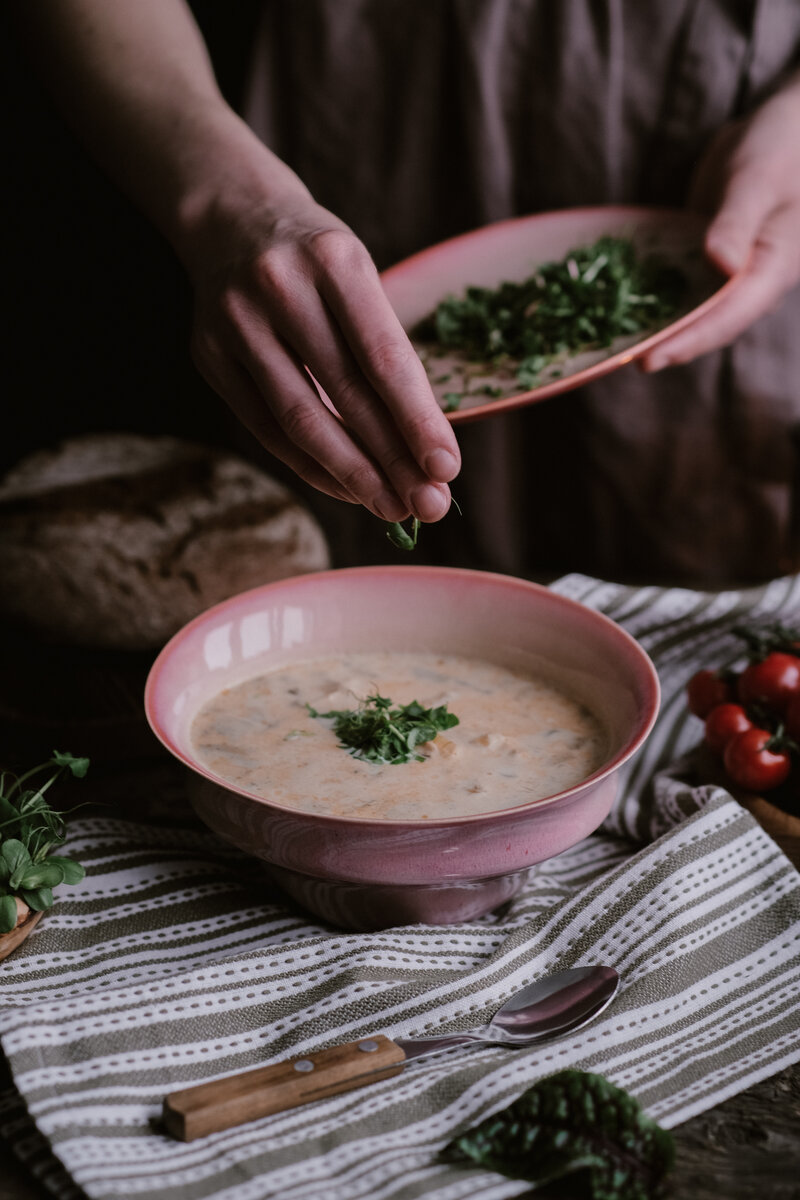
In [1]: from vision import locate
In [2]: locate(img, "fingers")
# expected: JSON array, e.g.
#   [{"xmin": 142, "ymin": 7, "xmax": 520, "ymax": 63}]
[
  {"xmin": 642, "ymin": 202, "xmax": 800, "ymax": 372},
  {"xmin": 253, "ymin": 244, "xmax": 453, "ymax": 521},
  {"xmin": 192, "ymin": 339, "xmax": 361, "ymax": 507},
  {"xmin": 195, "ymin": 227, "xmax": 457, "ymax": 522},
  {"xmin": 313, "ymin": 233, "xmax": 461, "ymax": 482},
  {"xmin": 702, "ymin": 161, "xmax": 775, "ymax": 276}
]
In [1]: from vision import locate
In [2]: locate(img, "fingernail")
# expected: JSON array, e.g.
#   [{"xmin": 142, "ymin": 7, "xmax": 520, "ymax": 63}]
[
  {"xmin": 424, "ymin": 448, "xmax": 459, "ymax": 481},
  {"xmin": 410, "ymin": 484, "xmax": 449, "ymax": 522}
]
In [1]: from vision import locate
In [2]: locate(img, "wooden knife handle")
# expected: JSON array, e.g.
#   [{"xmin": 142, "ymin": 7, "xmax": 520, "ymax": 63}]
[{"xmin": 162, "ymin": 1035, "xmax": 407, "ymax": 1141}]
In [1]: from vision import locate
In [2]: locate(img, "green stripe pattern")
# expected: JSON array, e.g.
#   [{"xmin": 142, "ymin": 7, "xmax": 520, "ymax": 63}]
[{"xmin": 1, "ymin": 574, "xmax": 799, "ymax": 1200}]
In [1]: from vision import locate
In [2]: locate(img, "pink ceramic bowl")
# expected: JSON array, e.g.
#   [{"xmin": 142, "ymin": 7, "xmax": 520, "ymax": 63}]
[{"xmin": 145, "ymin": 567, "xmax": 659, "ymax": 930}]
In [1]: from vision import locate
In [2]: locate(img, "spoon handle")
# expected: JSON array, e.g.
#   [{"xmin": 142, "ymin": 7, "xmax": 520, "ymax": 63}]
[
  {"xmin": 394, "ymin": 1032, "xmax": 485, "ymax": 1057},
  {"xmin": 162, "ymin": 1036, "xmax": 407, "ymax": 1141}
]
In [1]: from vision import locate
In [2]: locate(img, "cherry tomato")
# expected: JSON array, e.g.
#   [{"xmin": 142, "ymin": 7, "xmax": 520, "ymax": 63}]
[
  {"xmin": 722, "ymin": 728, "xmax": 791, "ymax": 792},
  {"xmin": 686, "ymin": 669, "xmax": 735, "ymax": 718},
  {"xmin": 704, "ymin": 704, "xmax": 754, "ymax": 754},
  {"xmin": 737, "ymin": 652, "xmax": 800, "ymax": 715}
]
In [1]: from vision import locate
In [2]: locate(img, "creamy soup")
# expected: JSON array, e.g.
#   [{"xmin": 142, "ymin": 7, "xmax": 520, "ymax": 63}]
[{"xmin": 190, "ymin": 652, "xmax": 608, "ymax": 821}]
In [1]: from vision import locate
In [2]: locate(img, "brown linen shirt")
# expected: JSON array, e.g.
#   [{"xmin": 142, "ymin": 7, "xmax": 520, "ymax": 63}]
[{"xmin": 244, "ymin": 0, "xmax": 800, "ymax": 586}]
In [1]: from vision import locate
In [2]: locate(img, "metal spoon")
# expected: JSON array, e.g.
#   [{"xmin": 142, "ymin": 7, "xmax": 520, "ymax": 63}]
[
  {"xmin": 163, "ymin": 964, "xmax": 619, "ymax": 1141},
  {"xmin": 396, "ymin": 963, "xmax": 619, "ymax": 1058}
]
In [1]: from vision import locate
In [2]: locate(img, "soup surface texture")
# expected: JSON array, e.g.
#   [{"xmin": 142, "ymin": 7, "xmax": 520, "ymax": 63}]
[{"xmin": 190, "ymin": 652, "xmax": 608, "ymax": 820}]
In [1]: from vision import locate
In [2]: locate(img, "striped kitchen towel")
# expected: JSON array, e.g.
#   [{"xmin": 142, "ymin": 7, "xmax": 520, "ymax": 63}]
[{"xmin": 1, "ymin": 574, "xmax": 799, "ymax": 1200}]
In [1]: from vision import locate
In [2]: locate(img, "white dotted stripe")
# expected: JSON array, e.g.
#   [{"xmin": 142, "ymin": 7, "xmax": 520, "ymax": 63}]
[
  {"xmin": 618, "ymin": 879, "xmax": 800, "ymax": 982},
  {"xmin": 48, "ymin": 1025, "xmax": 643, "ymax": 1191},
  {"xmin": 7, "ymin": 945, "xmax": 494, "ymax": 1051},
  {"xmin": 592, "ymin": 863, "xmax": 797, "ymax": 978},
  {"xmin": 8, "ymin": 822, "xmax": 787, "ymax": 1082},
  {"xmin": 2, "ymin": 945, "xmax": 491, "ymax": 1041},
  {"xmin": 648, "ymin": 1029, "xmax": 800, "ymax": 1126},
  {"xmin": 613, "ymin": 984, "xmax": 800, "ymax": 1099}
]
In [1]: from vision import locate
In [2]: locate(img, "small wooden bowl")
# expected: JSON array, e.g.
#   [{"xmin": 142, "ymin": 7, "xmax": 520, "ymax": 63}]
[
  {"xmin": 0, "ymin": 904, "xmax": 43, "ymax": 963},
  {"xmin": 688, "ymin": 745, "xmax": 800, "ymax": 870}
]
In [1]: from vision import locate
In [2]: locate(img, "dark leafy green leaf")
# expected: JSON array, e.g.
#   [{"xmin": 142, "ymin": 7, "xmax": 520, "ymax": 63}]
[
  {"xmin": 307, "ymin": 694, "xmax": 460, "ymax": 765},
  {"xmin": 21, "ymin": 887, "xmax": 54, "ymax": 913},
  {"xmin": 45, "ymin": 856, "xmax": 86, "ymax": 885},
  {"xmin": 442, "ymin": 1070, "xmax": 675, "ymax": 1200},
  {"xmin": 51, "ymin": 751, "xmax": 91, "ymax": 778},
  {"xmin": 0, "ymin": 894, "xmax": 18, "ymax": 934}
]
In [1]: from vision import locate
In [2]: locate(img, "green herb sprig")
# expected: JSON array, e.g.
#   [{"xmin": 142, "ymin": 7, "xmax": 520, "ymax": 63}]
[
  {"xmin": 0, "ymin": 751, "xmax": 88, "ymax": 934},
  {"xmin": 732, "ymin": 620, "xmax": 800, "ymax": 661},
  {"xmin": 307, "ymin": 694, "xmax": 459, "ymax": 765},
  {"xmin": 416, "ymin": 236, "xmax": 688, "ymax": 390},
  {"xmin": 386, "ymin": 517, "xmax": 420, "ymax": 551},
  {"xmin": 442, "ymin": 1069, "xmax": 674, "ymax": 1200},
  {"xmin": 385, "ymin": 498, "xmax": 462, "ymax": 554}
]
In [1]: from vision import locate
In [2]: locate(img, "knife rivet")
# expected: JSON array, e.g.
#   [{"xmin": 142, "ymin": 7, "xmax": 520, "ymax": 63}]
[
  {"xmin": 357, "ymin": 1040, "xmax": 379, "ymax": 1053},
  {"xmin": 293, "ymin": 1059, "xmax": 315, "ymax": 1073}
]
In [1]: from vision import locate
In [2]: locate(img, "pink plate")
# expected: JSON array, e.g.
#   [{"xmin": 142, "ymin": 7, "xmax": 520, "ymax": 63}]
[{"xmin": 380, "ymin": 205, "xmax": 739, "ymax": 424}]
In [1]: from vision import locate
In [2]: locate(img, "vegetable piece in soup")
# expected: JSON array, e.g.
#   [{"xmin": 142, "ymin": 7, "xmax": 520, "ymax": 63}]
[{"xmin": 190, "ymin": 652, "xmax": 608, "ymax": 820}]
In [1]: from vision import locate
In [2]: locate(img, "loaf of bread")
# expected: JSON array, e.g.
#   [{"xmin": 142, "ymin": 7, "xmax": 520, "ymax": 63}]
[{"xmin": 0, "ymin": 434, "xmax": 331, "ymax": 650}]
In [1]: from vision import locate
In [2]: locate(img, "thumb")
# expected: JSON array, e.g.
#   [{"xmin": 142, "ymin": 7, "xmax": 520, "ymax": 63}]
[{"xmin": 704, "ymin": 167, "xmax": 772, "ymax": 276}]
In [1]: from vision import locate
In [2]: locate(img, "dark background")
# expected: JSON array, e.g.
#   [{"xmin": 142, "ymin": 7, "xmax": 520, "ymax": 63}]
[
  {"xmin": 0, "ymin": 0, "xmax": 497, "ymax": 572},
  {"xmin": 0, "ymin": 1, "xmax": 263, "ymax": 476}
]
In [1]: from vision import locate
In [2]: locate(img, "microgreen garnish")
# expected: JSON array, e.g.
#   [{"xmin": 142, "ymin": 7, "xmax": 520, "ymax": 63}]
[
  {"xmin": 384, "ymin": 497, "xmax": 462, "ymax": 554},
  {"xmin": 0, "ymin": 751, "xmax": 88, "ymax": 934},
  {"xmin": 385, "ymin": 517, "xmax": 420, "ymax": 551},
  {"xmin": 416, "ymin": 236, "xmax": 688, "ymax": 392},
  {"xmin": 442, "ymin": 1069, "xmax": 675, "ymax": 1199},
  {"xmin": 306, "ymin": 694, "xmax": 459, "ymax": 764}
]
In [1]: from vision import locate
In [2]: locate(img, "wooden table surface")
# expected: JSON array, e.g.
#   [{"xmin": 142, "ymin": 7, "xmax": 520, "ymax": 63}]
[{"xmin": 0, "ymin": 636, "xmax": 798, "ymax": 1199}]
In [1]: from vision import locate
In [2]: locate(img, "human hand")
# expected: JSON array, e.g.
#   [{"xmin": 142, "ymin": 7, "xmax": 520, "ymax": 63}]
[
  {"xmin": 186, "ymin": 185, "xmax": 460, "ymax": 523},
  {"xmin": 641, "ymin": 76, "xmax": 800, "ymax": 372}
]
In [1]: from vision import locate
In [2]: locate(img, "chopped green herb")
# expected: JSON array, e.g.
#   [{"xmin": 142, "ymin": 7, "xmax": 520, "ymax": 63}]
[
  {"xmin": 306, "ymin": 694, "xmax": 460, "ymax": 764},
  {"xmin": 385, "ymin": 517, "xmax": 420, "ymax": 551},
  {"xmin": 433, "ymin": 373, "xmax": 453, "ymax": 384},
  {"xmin": 416, "ymin": 236, "xmax": 688, "ymax": 391},
  {"xmin": 442, "ymin": 392, "xmax": 463, "ymax": 412},
  {"xmin": 0, "ymin": 751, "xmax": 88, "ymax": 934},
  {"xmin": 384, "ymin": 496, "xmax": 461, "ymax": 554},
  {"xmin": 442, "ymin": 1069, "xmax": 674, "ymax": 1200}
]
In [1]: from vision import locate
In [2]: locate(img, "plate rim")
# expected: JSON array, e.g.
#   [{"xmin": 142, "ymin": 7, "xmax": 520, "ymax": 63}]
[{"xmin": 380, "ymin": 204, "xmax": 744, "ymax": 424}]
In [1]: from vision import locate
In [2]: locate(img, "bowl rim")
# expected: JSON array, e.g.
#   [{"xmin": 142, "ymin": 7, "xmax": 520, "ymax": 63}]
[{"xmin": 145, "ymin": 565, "xmax": 661, "ymax": 829}]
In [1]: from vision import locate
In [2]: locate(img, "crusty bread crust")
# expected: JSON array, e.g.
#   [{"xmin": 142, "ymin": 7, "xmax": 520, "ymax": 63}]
[{"xmin": 0, "ymin": 434, "xmax": 330, "ymax": 649}]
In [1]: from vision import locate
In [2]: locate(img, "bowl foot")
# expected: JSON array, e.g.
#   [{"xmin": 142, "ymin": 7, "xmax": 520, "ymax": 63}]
[{"xmin": 264, "ymin": 863, "xmax": 529, "ymax": 930}]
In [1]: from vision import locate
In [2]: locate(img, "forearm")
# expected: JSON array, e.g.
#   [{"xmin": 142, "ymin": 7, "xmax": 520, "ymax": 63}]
[
  {"xmin": 11, "ymin": 0, "xmax": 460, "ymax": 522},
  {"xmin": 12, "ymin": 0, "xmax": 310, "ymax": 273}
]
